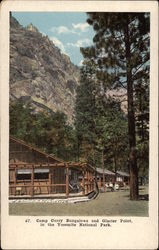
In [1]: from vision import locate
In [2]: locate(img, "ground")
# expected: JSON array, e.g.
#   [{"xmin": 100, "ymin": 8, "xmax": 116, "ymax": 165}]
[{"xmin": 9, "ymin": 186, "xmax": 148, "ymax": 216}]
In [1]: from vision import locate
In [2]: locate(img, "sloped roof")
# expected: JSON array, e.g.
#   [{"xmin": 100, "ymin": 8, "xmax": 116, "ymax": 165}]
[
  {"xmin": 116, "ymin": 170, "xmax": 130, "ymax": 177},
  {"xmin": 10, "ymin": 136, "xmax": 64, "ymax": 163},
  {"xmin": 96, "ymin": 167, "xmax": 115, "ymax": 175},
  {"xmin": 10, "ymin": 137, "xmax": 96, "ymax": 173}
]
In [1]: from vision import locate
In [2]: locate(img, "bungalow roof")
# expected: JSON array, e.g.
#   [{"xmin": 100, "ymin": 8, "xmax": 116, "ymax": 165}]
[
  {"xmin": 116, "ymin": 170, "xmax": 130, "ymax": 177},
  {"xmin": 96, "ymin": 167, "xmax": 115, "ymax": 175},
  {"xmin": 10, "ymin": 137, "xmax": 96, "ymax": 173},
  {"xmin": 10, "ymin": 136, "xmax": 64, "ymax": 163}
]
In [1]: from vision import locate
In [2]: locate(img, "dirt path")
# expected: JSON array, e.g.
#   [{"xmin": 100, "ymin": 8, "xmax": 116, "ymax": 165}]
[{"xmin": 9, "ymin": 186, "xmax": 148, "ymax": 216}]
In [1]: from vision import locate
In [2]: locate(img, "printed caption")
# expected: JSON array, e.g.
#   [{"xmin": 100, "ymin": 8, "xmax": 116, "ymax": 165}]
[{"xmin": 25, "ymin": 218, "xmax": 133, "ymax": 228}]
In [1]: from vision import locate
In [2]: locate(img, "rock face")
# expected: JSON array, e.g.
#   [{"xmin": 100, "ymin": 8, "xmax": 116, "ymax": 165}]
[{"xmin": 10, "ymin": 16, "xmax": 80, "ymax": 123}]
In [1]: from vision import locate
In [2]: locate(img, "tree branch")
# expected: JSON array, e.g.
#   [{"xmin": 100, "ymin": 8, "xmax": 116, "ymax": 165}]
[
  {"xmin": 130, "ymin": 35, "xmax": 150, "ymax": 53},
  {"xmin": 112, "ymin": 93, "xmax": 127, "ymax": 98},
  {"xmin": 116, "ymin": 80, "xmax": 127, "ymax": 89},
  {"xmin": 132, "ymin": 58, "xmax": 150, "ymax": 78}
]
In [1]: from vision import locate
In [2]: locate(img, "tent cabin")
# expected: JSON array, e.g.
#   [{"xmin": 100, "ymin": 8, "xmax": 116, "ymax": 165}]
[
  {"xmin": 116, "ymin": 170, "xmax": 130, "ymax": 186},
  {"xmin": 9, "ymin": 137, "xmax": 96, "ymax": 198},
  {"xmin": 96, "ymin": 168, "xmax": 115, "ymax": 191}
]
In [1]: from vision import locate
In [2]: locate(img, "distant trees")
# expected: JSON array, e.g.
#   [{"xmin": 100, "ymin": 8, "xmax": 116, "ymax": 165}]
[
  {"xmin": 80, "ymin": 12, "xmax": 150, "ymax": 200},
  {"xmin": 75, "ymin": 66, "xmax": 98, "ymax": 165},
  {"xmin": 95, "ymin": 101, "xmax": 129, "ymax": 173},
  {"xmin": 75, "ymin": 64, "xmax": 129, "ymax": 171},
  {"xmin": 10, "ymin": 100, "xmax": 77, "ymax": 161},
  {"xmin": 135, "ymin": 78, "xmax": 149, "ymax": 177},
  {"xmin": 10, "ymin": 100, "xmax": 34, "ymax": 141}
]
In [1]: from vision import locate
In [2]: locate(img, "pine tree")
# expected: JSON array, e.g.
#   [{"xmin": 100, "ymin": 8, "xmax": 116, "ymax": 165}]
[
  {"xmin": 75, "ymin": 66, "xmax": 98, "ymax": 165},
  {"xmin": 95, "ymin": 99, "xmax": 128, "ymax": 173},
  {"xmin": 10, "ymin": 100, "xmax": 78, "ymax": 161},
  {"xmin": 81, "ymin": 12, "xmax": 150, "ymax": 200},
  {"xmin": 9, "ymin": 100, "xmax": 34, "ymax": 142},
  {"xmin": 75, "ymin": 64, "xmax": 128, "ymax": 171},
  {"xmin": 135, "ymin": 77, "xmax": 149, "ymax": 178}
]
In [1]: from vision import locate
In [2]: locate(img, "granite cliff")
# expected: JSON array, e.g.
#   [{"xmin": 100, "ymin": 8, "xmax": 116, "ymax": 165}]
[{"xmin": 10, "ymin": 16, "xmax": 80, "ymax": 123}]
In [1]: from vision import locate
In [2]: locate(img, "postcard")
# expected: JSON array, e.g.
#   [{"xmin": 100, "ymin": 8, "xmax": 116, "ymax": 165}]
[{"xmin": 0, "ymin": 1, "xmax": 158, "ymax": 249}]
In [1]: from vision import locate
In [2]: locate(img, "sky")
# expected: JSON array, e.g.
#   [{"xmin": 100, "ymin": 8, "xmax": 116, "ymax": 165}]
[{"xmin": 12, "ymin": 12, "xmax": 95, "ymax": 66}]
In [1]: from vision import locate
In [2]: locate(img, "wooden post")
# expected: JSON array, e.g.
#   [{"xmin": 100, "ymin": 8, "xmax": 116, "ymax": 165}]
[
  {"xmin": 102, "ymin": 150, "xmax": 106, "ymax": 192},
  {"xmin": 92, "ymin": 172, "xmax": 94, "ymax": 191},
  {"xmin": 89, "ymin": 171, "xmax": 91, "ymax": 192},
  {"xmin": 89, "ymin": 172, "xmax": 91, "ymax": 191},
  {"xmin": 88, "ymin": 171, "xmax": 90, "ymax": 193},
  {"xmin": 82, "ymin": 169, "xmax": 85, "ymax": 195},
  {"xmin": 112, "ymin": 176, "xmax": 115, "ymax": 185},
  {"xmin": 91, "ymin": 172, "xmax": 93, "ymax": 191},
  {"xmin": 66, "ymin": 163, "xmax": 69, "ymax": 197},
  {"xmin": 85, "ymin": 170, "xmax": 88, "ymax": 194},
  {"xmin": 31, "ymin": 165, "xmax": 34, "ymax": 197},
  {"xmin": 93, "ymin": 177, "xmax": 95, "ymax": 191},
  {"xmin": 49, "ymin": 167, "xmax": 52, "ymax": 194},
  {"xmin": 99, "ymin": 176, "xmax": 102, "ymax": 190},
  {"xmin": 48, "ymin": 158, "xmax": 51, "ymax": 194},
  {"xmin": 14, "ymin": 166, "xmax": 16, "ymax": 196}
]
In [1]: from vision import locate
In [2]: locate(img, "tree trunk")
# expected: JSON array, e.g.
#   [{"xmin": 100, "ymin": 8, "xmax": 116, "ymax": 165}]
[
  {"xmin": 114, "ymin": 152, "xmax": 117, "ymax": 185},
  {"xmin": 125, "ymin": 19, "xmax": 139, "ymax": 200},
  {"xmin": 114, "ymin": 147, "xmax": 117, "ymax": 173},
  {"xmin": 102, "ymin": 149, "xmax": 105, "ymax": 192}
]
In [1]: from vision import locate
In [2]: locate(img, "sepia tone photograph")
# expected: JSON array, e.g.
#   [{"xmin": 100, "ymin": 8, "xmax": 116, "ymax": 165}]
[{"xmin": 9, "ymin": 11, "xmax": 149, "ymax": 216}]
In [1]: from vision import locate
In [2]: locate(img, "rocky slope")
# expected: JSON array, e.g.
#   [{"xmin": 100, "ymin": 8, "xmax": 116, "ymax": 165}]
[{"xmin": 10, "ymin": 16, "xmax": 80, "ymax": 123}]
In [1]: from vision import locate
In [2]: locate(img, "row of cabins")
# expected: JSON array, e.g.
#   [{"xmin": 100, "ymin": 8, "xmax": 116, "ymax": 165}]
[
  {"xmin": 96, "ymin": 168, "xmax": 130, "ymax": 191},
  {"xmin": 9, "ymin": 137, "xmax": 130, "ymax": 199}
]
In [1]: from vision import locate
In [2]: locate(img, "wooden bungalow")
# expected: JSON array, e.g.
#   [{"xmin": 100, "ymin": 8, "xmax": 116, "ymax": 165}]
[
  {"xmin": 9, "ymin": 137, "xmax": 96, "ymax": 198},
  {"xmin": 96, "ymin": 167, "xmax": 115, "ymax": 192},
  {"xmin": 115, "ymin": 170, "xmax": 130, "ymax": 186}
]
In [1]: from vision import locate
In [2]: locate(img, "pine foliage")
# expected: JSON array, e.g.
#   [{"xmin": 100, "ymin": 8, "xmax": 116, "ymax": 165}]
[
  {"xmin": 80, "ymin": 12, "xmax": 150, "ymax": 199},
  {"xmin": 10, "ymin": 100, "xmax": 78, "ymax": 161}
]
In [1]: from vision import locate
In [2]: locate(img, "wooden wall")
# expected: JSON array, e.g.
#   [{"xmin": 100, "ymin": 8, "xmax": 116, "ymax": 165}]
[{"xmin": 9, "ymin": 138, "xmax": 96, "ymax": 197}]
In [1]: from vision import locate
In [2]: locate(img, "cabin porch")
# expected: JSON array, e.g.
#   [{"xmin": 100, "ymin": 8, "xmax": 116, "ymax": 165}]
[{"xmin": 9, "ymin": 162, "xmax": 96, "ymax": 199}]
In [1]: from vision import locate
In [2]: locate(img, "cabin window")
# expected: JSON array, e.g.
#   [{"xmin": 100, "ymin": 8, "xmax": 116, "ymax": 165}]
[
  {"xmin": 17, "ymin": 173, "xmax": 31, "ymax": 180},
  {"xmin": 34, "ymin": 169, "xmax": 49, "ymax": 179},
  {"xmin": 16, "ymin": 168, "xmax": 49, "ymax": 180},
  {"xmin": 34, "ymin": 172, "xmax": 48, "ymax": 179},
  {"xmin": 16, "ymin": 172, "xmax": 49, "ymax": 180},
  {"xmin": 16, "ymin": 169, "xmax": 31, "ymax": 180}
]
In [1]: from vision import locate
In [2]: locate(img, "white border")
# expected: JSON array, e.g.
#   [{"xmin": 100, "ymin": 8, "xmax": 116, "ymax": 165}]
[{"xmin": 1, "ymin": 1, "xmax": 158, "ymax": 249}]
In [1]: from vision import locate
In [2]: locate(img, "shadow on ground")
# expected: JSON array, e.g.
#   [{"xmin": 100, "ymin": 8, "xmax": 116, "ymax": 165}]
[
  {"xmin": 123, "ymin": 193, "xmax": 149, "ymax": 201},
  {"xmin": 138, "ymin": 194, "xmax": 149, "ymax": 201}
]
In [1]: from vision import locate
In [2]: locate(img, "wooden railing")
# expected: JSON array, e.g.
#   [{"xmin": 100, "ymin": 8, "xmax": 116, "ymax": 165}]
[
  {"xmin": 9, "ymin": 163, "xmax": 95, "ymax": 197},
  {"xmin": 9, "ymin": 182, "xmax": 95, "ymax": 197},
  {"xmin": 9, "ymin": 183, "xmax": 66, "ymax": 196}
]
